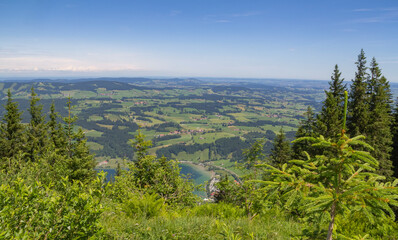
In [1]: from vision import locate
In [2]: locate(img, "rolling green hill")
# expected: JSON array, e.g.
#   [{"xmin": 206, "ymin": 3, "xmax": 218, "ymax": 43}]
[{"xmin": 0, "ymin": 78, "xmax": 325, "ymax": 174}]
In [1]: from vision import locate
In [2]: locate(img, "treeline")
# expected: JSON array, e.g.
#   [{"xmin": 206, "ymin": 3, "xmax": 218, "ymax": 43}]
[
  {"xmin": 155, "ymin": 130, "xmax": 295, "ymax": 161},
  {"xmin": 77, "ymin": 116, "xmax": 139, "ymax": 158},
  {"xmin": 0, "ymin": 98, "xmax": 77, "ymax": 123},
  {"xmin": 284, "ymin": 50, "xmax": 398, "ymax": 179},
  {"xmin": 147, "ymin": 122, "xmax": 182, "ymax": 132},
  {"xmin": 1, "ymin": 50, "xmax": 398, "ymax": 239},
  {"xmin": 0, "ymin": 88, "xmax": 197, "ymax": 238},
  {"xmin": 214, "ymin": 50, "xmax": 398, "ymax": 239},
  {"xmin": 0, "ymin": 88, "xmax": 96, "ymax": 182},
  {"xmin": 152, "ymin": 134, "xmax": 181, "ymax": 145},
  {"xmin": 156, "ymin": 136, "xmax": 275, "ymax": 161},
  {"xmin": 0, "ymin": 80, "xmax": 150, "ymax": 99}
]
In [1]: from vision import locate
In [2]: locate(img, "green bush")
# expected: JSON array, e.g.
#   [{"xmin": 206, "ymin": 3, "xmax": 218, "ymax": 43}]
[
  {"xmin": 0, "ymin": 176, "xmax": 105, "ymax": 239},
  {"xmin": 122, "ymin": 193, "xmax": 166, "ymax": 219},
  {"xmin": 99, "ymin": 212, "xmax": 302, "ymax": 240},
  {"xmin": 191, "ymin": 202, "xmax": 245, "ymax": 219}
]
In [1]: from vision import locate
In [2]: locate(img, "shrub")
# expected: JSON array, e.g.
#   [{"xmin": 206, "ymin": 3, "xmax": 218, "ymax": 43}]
[
  {"xmin": 0, "ymin": 175, "xmax": 105, "ymax": 239},
  {"xmin": 123, "ymin": 193, "xmax": 166, "ymax": 219}
]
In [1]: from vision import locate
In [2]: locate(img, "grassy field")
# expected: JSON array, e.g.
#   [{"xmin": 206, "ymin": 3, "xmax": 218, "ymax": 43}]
[
  {"xmin": 0, "ymin": 79, "xmax": 325, "ymax": 181},
  {"xmin": 100, "ymin": 209, "xmax": 303, "ymax": 239}
]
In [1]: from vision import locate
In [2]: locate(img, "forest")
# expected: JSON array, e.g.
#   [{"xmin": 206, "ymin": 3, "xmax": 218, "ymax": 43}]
[
  {"xmin": 0, "ymin": 73, "xmax": 326, "ymax": 176},
  {"xmin": 1, "ymin": 50, "xmax": 398, "ymax": 239}
]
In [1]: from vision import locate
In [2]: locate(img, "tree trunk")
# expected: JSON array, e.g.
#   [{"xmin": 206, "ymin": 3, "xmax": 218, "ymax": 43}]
[{"xmin": 326, "ymin": 201, "xmax": 336, "ymax": 240}]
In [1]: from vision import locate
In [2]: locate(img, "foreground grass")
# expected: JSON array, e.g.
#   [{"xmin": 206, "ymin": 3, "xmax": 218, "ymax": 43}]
[{"xmin": 98, "ymin": 206, "xmax": 302, "ymax": 239}]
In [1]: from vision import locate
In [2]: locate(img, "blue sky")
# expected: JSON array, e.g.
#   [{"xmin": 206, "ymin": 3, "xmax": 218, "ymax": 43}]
[{"xmin": 0, "ymin": 0, "xmax": 398, "ymax": 81}]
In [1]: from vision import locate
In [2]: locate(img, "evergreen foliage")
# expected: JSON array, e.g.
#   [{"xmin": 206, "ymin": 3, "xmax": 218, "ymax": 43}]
[
  {"xmin": 366, "ymin": 57, "xmax": 394, "ymax": 179},
  {"xmin": 48, "ymin": 101, "xmax": 67, "ymax": 155},
  {"xmin": 0, "ymin": 90, "xmax": 26, "ymax": 162},
  {"xmin": 392, "ymin": 99, "xmax": 398, "ymax": 178},
  {"xmin": 258, "ymin": 92, "xmax": 398, "ymax": 239},
  {"xmin": 216, "ymin": 139, "xmax": 270, "ymax": 219},
  {"xmin": 0, "ymin": 89, "xmax": 105, "ymax": 239},
  {"xmin": 64, "ymin": 127, "xmax": 96, "ymax": 182},
  {"xmin": 58, "ymin": 97, "xmax": 97, "ymax": 182},
  {"xmin": 242, "ymin": 138, "xmax": 266, "ymax": 169},
  {"xmin": 27, "ymin": 87, "xmax": 48, "ymax": 162},
  {"xmin": 316, "ymin": 64, "xmax": 347, "ymax": 140},
  {"xmin": 348, "ymin": 49, "xmax": 369, "ymax": 136},
  {"xmin": 293, "ymin": 106, "xmax": 317, "ymax": 159},
  {"xmin": 1, "ymin": 48, "xmax": 398, "ymax": 239},
  {"xmin": 115, "ymin": 130, "xmax": 198, "ymax": 206},
  {"xmin": 270, "ymin": 128, "xmax": 292, "ymax": 167}
]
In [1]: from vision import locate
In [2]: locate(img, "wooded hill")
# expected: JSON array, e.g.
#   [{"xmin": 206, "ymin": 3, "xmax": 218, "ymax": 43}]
[
  {"xmin": 1, "ymin": 50, "xmax": 398, "ymax": 239},
  {"xmin": 0, "ymin": 76, "xmax": 326, "ymax": 172}
]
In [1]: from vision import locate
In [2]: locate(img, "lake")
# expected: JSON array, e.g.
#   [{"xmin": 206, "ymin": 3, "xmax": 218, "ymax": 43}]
[{"xmin": 96, "ymin": 163, "xmax": 213, "ymax": 197}]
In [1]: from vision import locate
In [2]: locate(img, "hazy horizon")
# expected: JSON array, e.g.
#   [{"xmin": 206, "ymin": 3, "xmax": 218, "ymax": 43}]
[{"xmin": 1, "ymin": 0, "xmax": 398, "ymax": 81}]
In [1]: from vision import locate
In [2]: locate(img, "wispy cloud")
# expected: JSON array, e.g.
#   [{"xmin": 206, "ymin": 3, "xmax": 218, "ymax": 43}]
[
  {"xmin": 353, "ymin": 8, "xmax": 373, "ymax": 12},
  {"xmin": 0, "ymin": 55, "xmax": 141, "ymax": 73},
  {"xmin": 352, "ymin": 8, "xmax": 398, "ymax": 24},
  {"xmin": 170, "ymin": 10, "xmax": 181, "ymax": 16},
  {"xmin": 215, "ymin": 19, "xmax": 231, "ymax": 23},
  {"xmin": 354, "ymin": 17, "xmax": 386, "ymax": 23},
  {"xmin": 230, "ymin": 11, "xmax": 262, "ymax": 17},
  {"xmin": 341, "ymin": 28, "xmax": 357, "ymax": 32},
  {"xmin": 381, "ymin": 8, "xmax": 398, "ymax": 12},
  {"xmin": 204, "ymin": 11, "xmax": 262, "ymax": 23},
  {"xmin": 0, "ymin": 47, "xmax": 50, "ymax": 57}
]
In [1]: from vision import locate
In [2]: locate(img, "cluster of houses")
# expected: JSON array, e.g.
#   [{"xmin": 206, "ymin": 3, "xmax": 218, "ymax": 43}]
[
  {"xmin": 155, "ymin": 128, "xmax": 213, "ymax": 138},
  {"xmin": 190, "ymin": 116, "xmax": 208, "ymax": 121},
  {"xmin": 134, "ymin": 101, "xmax": 147, "ymax": 105},
  {"xmin": 98, "ymin": 92, "xmax": 115, "ymax": 96}
]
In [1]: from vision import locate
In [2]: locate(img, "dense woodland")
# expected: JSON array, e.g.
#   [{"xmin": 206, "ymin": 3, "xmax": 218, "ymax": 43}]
[
  {"xmin": 1, "ymin": 50, "xmax": 398, "ymax": 239},
  {"xmin": 0, "ymin": 76, "xmax": 322, "ymax": 166}
]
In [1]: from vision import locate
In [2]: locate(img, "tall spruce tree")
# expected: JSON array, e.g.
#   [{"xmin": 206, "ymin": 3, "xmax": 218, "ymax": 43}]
[
  {"xmin": 243, "ymin": 138, "xmax": 266, "ymax": 169},
  {"xmin": 65, "ymin": 128, "xmax": 96, "ymax": 182},
  {"xmin": 316, "ymin": 65, "xmax": 346, "ymax": 140},
  {"xmin": 348, "ymin": 49, "xmax": 369, "ymax": 136},
  {"xmin": 293, "ymin": 106, "xmax": 317, "ymax": 159},
  {"xmin": 62, "ymin": 98, "xmax": 96, "ymax": 182},
  {"xmin": 27, "ymin": 87, "xmax": 48, "ymax": 162},
  {"xmin": 392, "ymin": 99, "xmax": 398, "ymax": 178},
  {"xmin": 48, "ymin": 102, "xmax": 67, "ymax": 155},
  {"xmin": 270, "ymin": 128, "xmax": 292, "ymax": 167},
  {"xmin": 261, "ymin": 91, "xmax": 398, "ymax": 239},
  {"xmin": 366, "ymin": 58, "xmax": 394, "ymax": 178},
  {"xmin": 0, "ymin": 90, "xmax": 26, "ymax": 161}
]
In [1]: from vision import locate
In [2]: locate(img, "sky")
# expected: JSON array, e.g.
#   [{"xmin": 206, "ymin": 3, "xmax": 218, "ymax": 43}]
[{"xmin": 0, "ymin": 0, "xmax": 398, "ymax": 81}]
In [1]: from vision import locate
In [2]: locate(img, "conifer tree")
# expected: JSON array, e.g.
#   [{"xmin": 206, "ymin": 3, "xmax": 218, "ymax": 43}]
[
  {"xmin": 292, "ymin": 106, "xmax": 317, "ymax": 159},
  {"xmin": 243, "ymin": 138, "xmax": 266, "ymax": 169},
  {"xmin": 270, "ymin": 128, "xmax": 292, "ymax": 167},
  {"xmin": 116, "ymin": 162, "xmax": 122, "ymax": 177},
  {"xmin": 63, "ymin": 97, "xmax": 77, "ymax": 158},
  {"xmin": 61, "ymin": 98, "xmax": 96, "ymax": 182},
  {"xmin": 65, "ymin": 128, "xmax": 96, "ymax": 182},
  {"xmin": 27, "ymin": 87, "xmax": 48, "ymax": 162},
  {"xmin": 348, "ymin": 49, "xmax": 369, "ymax": 136},
  {"xmin": 391, "ymin": 99, "xmax": 398, "ymax": 178},
  {"xmin": 365, "ymin": 58, "xmax": 394, "ymax": 178},
  {"xmin": 0, "ymin": 115, "xmax": 4, "ymax": 159},
  {"xmin": 0, "ymin": 90, "xmax": 26, "ymax": 161},
  {"xmin": 316, "ymin": 65, "xmax": 346, "ymax": 140},
  {"xmin": 48, "ymin": 102, "xmax": 67, "ymax": 155},
  {"xmin": 260, "ymin": 91, "xmax": 398, "ymax": 239}
]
